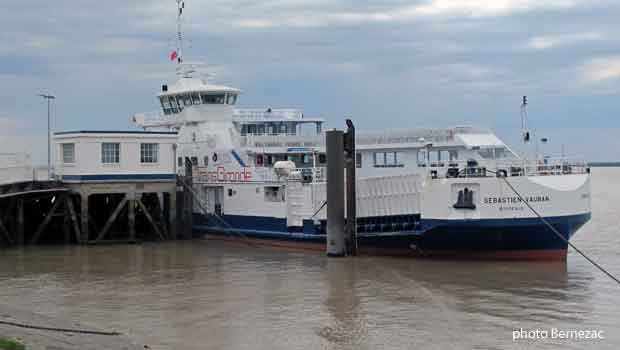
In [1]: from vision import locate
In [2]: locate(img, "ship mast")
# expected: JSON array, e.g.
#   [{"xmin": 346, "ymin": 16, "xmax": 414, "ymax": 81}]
[{"xmin": 175, "ymin": 0, "xmax": 185, "ymax": 64}]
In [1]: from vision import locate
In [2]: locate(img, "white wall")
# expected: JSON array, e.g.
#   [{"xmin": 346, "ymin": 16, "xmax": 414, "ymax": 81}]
[{"xmin": 54, "ymin": 133, "xmax": 177, "ymax": 176}]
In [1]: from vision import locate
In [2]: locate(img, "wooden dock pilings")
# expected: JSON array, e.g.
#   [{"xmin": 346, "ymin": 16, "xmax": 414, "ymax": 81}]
[{"xmin": 0, "ymin": 178, "xmax": 188, "ymax": 246}]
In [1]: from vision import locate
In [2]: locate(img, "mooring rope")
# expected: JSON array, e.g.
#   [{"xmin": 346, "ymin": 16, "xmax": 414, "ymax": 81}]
[
  {"xmin": 0, "ymin": 319, "xmax": 121, "ymax": 336},
  {"xmin": 311, "ymin": 201, "xmax": 327, "ymax": 219},
  {"xmin": 494, "ymin": 172, "xmax": 620, "ymax": 286}
]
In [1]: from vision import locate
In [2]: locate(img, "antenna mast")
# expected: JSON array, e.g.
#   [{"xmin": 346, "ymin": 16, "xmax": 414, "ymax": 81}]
[
  {"xmin": 520, "ymin": 96, "xmax": 530, "ymax": 144},
  {"xmin": 175, "ymin": 0, "xmax": 185, "ymax": 64}
]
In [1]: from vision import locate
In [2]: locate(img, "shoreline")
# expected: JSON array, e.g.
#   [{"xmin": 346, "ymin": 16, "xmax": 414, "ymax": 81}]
[{"xmin": 0, "ymin": 305, "xmax": 143, "ymax": 350}]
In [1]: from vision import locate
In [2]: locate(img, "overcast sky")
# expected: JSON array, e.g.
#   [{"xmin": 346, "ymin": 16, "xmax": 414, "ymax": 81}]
[{"xmin": 2, "ymin": 0, "xmax": 620, "ymax": 163}]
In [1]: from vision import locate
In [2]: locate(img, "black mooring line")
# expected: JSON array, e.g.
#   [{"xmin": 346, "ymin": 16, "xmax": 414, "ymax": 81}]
[{"xmin": 496, "ymin": 173, "xmax": 620, "ymax": 287}]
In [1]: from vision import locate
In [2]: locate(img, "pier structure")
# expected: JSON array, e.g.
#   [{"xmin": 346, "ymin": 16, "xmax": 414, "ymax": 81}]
[
  {"xmin": 0, "ymin": 131, "xmax": 182, "ymax": 246},
  {"xmin": 53, "ymin": 131, "xmax": 179, "ymax": 244}
]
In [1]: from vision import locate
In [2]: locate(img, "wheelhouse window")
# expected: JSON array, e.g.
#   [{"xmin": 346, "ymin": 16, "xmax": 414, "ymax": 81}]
[
  {"xmin": 201, "ymin": 93, "xmax": 225, "ymax": 104},
  {"xmin": 191, "ymin": 93, "xmax": 201, "ymax": 105},
  {"xmin": 62, "ymin": 143, "xmax": 75, "ymax": 164},
  {"xmin": 101, "ymin": 143, "xmax": 120, "ymax": 164},
  {"xmin": 182, "ymin": 94, "xmax": 192, "ymax": 106},
  {"xmin": 226, "ymin": 94, "xmax": 237, "ymax": 105},
  {"xmin": 140, "ymin": 143, "xmax": 159, "ymax": 163}
]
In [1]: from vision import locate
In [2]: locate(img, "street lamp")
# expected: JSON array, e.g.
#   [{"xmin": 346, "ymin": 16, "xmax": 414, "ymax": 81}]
[{"xmin": 38, "ymin": 93, "xmax": 55, "ymax": 179}]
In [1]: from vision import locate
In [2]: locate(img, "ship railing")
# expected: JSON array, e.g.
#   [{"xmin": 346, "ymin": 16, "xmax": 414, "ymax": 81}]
[
  {"xmin": 426, "ymin": 157, "xmax": 589, "ymax": 179},
  {"xmin": 233, "ymin": 109, "xmax": 304, "ymax": 121},
  {"xmin": 132, "ymin": 111, "xmax": 179, "ymax": 130}
]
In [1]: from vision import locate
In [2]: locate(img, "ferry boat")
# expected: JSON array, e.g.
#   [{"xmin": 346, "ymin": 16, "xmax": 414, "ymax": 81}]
[{"xmin": 133, "ymin": 1, "xmax": 591, "ymax": 260}]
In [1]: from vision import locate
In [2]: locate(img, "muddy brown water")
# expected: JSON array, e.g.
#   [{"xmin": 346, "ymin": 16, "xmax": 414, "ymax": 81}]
[{"xmin": 1, "ymin": 168, "xmax": 619, "ymax": 349}]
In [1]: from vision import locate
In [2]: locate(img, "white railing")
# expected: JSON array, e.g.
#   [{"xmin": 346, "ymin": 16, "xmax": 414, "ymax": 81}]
[
  {"xmin": 132, "ymin": 111, "xmax": 179, "ymax": 130},
  {"xmin": 425, "ymin": 157, "xmax": 589, "ymax": 178},
  {"xmin": 233, "ymin": 109, "xmax": 304, "ymax": 121}
]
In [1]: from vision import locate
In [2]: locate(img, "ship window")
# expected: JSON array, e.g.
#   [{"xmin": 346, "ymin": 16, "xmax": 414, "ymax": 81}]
[
  {"xmin": 175, "ymin": 96, "xmax": 184, "ymax": 111},
  {"xmin": 302, "ymin": 154, "xmax": 311, "ymax": 164},
  {"xmin": 226, "ymin": 94, "xmax": 237, "ymax": 105},
  {"xmin": 417, "ymin": 150, "xmax": 427, "ymax": 165},
  {"xmin": 280, "ymin": 123, "xmax": 287, "ymax": 134},
  {"xmin": 101, "ymin": 143, "xmax": 120, "ymax": 164},
  {"xmin": 478, "ymin": 148, "xmax": 494, "ymax": 159},
  {"xmin": 449, "ymin": 150, "xmax": 458, "ymax": 161},
  {"xmin": 140, "ymin": 143, "xmax": 159, "ymax": 163},
  {"xmin": 201, "ymin": 93, "xmax": 225, "ymax": 104},
  {"xmin": 375, "ymin": 152, "xmax": 404, "ymax": 168},
  {"xmin": 178, "ymin": 157, "xmax": 183, "ymax": 167},
  {"xmin": 191, "ymin": 156, "xmax": 198, "ymax": 166},
  {"xmin": 318, "ymin": 154, "xmax": 326, "ymax": 164},
  {"xmin": 62, "ymin": 143, "xmax": 75, "ymax": 164},
  {"xmin": 267, "ymin": 155, "xmax": 273, "ymax": 166},
  {"xmin": 160, "ymin": 97, "xmax": 172, "ymax": 115},
  {"xmin": 356, "ymin": 153, "xmax": 362, "ymax": 168},
  {"xmin": 439, "ymin": 150, "xmax": 450, "ymax": 161},
  {"xmin": 203, "ymin": 156, "xmax": 209, "ymax": 166},
  {"xmin": 264, "ymin": 186, "xmax": 285, "ymax": 202},
  {"xmin": 257, "ymin": 124, "xmax": 265, "ymax": 135},
  {"xmin": 182, "ymin": 94, "xmax": 192, "ymax": 106},
  {"xmin": 191, "ymin": 93, "xmax": 201, "ymax": 105}
]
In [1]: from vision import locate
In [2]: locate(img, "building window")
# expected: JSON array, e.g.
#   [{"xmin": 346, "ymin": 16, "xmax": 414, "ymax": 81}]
[
  {"xmin": 140, "ymin": 143, "xmax": 159, "ymax": 163},
  {"xmin": 101, "ymin": 143, "xmax": 120, "ymax": 164},
  {"xmin": 62, "ymin": 143, "xmax": 75, "ymax": 164}
]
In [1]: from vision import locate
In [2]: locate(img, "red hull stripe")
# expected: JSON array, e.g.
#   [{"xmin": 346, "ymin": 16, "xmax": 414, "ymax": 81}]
[{"xmin": 205, "ymin": 235, "xmax": 568, "ymax": 260}]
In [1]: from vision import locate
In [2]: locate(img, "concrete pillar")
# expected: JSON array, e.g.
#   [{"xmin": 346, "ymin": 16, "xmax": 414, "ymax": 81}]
[
  {"xmin": 128, "ymin": 192, "xmax": 136, "ymax": 241},
  {"xmin": 326, "ymin": 130, "xmax": 346, "ymax": 257},
  {"xmin": 80, "ymin": 192, "xmax": 89, "ymax": 244}
]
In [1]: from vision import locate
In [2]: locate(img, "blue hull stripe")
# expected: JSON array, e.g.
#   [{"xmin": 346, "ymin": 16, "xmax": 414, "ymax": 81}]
[
  {"xmin": 62, "ymin": 174, "xmax": 176, "ymax": 182},
  {"xmin": 194, "ymin": 213, "xmax": 591, "ymax": 252}
]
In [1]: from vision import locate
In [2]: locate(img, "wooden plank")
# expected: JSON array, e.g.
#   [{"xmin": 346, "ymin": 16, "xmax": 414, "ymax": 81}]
[
  {"xmin": 128, "ymin": 195, "xmax": 135, "ymax": 241},
  {"xmin": 136, "ymin": 198, "xmax": 165, "ymax": 241},
  {"xmin": 155, "ymin": 194, "xmax": 169, "ymax": 239},
  {"xmin": 65, "ymin": 196, "xmax": 82, "ymax": 244},
  {"xmin": 0, "ymin": 215, "xmax": 13, "ymax": 245},
  {"xmin": 30, "ymin": 195, "xmax": 64, "ymax": 244},
  {"xmin": 17, "ymin": 200, "xmax": 24, "ymax": 245},
  {"xmin": 95, "ymin": 195, "xmax": 128, "ymax": 242}
]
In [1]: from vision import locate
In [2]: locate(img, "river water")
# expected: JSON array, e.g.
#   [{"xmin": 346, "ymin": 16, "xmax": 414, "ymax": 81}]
[{"xmin": 1, "ymin": 168, "xmax": 619, "ymax": 349}]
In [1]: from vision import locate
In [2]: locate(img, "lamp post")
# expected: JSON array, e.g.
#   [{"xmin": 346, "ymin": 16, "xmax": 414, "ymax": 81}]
[{"xmin": 38, "ymin": 93, "xmax": 55, "ymax": 179}]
